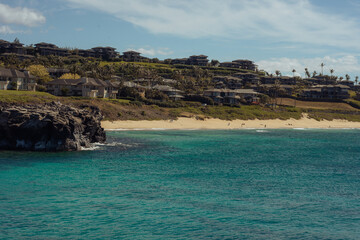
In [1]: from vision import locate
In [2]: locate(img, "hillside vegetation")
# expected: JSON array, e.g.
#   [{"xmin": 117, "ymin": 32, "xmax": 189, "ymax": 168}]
[{"xmin": 2, "ymin": 90, "xmax": 360, "ymax": 122}]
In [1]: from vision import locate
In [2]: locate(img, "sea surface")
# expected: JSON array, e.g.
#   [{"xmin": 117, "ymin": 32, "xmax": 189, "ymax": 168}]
[{"xmin": 1, "ymin": 129, "xmax": 360, "ymax": 239}]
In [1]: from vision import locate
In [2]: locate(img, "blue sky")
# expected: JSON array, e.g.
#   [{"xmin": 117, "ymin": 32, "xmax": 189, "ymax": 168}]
[{"xmin": 0, "ymin": 0, "xmax": 360, "ymax": 78}]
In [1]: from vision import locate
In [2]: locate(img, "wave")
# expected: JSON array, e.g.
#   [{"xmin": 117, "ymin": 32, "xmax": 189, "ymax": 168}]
[{"xmin": 256, "ymin": 130, "xmax": 269, "ymax": 133}]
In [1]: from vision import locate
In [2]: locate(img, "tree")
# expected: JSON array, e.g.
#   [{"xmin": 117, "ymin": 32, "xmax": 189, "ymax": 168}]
[
  {"xmin": 345, "ymin": 74, "xmax": 350, "ymax": 81},
  {"xmin": 13, "ymin": 38, "xmax": 20, "ymax": 44},
  {"xmin": 59, "ymin": 73, "xmax": 81, "ymax": 79},
  {"xmin": 305, "ymin": 68, "xmax": 310, "ymax": 78},
  {"xmin": 355, "ymin": 76, "xmax": 359, "ymax": 85},
  {"xmin": 292, "ymin": 69, "xmax": 296, "ymax": 77},
  {"xmin": 320, "ymin": 63, "xmax": 325, "ymax": 76},
  {"xmin": 330, "ymin": 69, "xmax": 334, "ymax": 80},
  {"xmin": 275, "ymin": 70, "xmax": 281, "ymax": 77},
  {"xmin": 27, "ymin": 65, "xmax": 51, "ymax": 84},
  {"xmin": 312, "ymin": 71, "xmax": 317, "ymax": 77}
]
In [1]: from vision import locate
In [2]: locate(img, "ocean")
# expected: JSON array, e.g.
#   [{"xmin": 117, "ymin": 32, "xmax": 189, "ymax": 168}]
[{"xmin": 1, "ymin": 129, "xmax": 359, "ymax": 239}]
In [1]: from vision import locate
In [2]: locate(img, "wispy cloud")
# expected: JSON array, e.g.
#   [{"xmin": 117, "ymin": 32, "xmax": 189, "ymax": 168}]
[
  {"xmin": 0, "ymin": 25, "xmax": 21, "ymax": 34},
  {"xmin": 258, "ymin": 55, "xmax": 360, "ymax": 78},
  {"xmin": 127, "ymin": 47, "xmax": 173, "ymax": 57},
  {"xmin": 0, "ymin": 3, "xmax": 45, "ymax": 27},
  {"xmin": 65, "ymin": 0, "xmax": 360, "ymax": 49}
]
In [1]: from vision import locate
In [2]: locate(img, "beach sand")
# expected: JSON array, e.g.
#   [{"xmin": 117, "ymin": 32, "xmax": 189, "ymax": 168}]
[{"xmin": 102, "ymin": 115, "xmax": 360, "ymax": 130}]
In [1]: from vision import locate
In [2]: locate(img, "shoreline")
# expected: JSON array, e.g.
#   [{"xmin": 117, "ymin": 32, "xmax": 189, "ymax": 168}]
[{"xmin": 101, "ymin": 116, "xmax": 360, "ymax": 130}]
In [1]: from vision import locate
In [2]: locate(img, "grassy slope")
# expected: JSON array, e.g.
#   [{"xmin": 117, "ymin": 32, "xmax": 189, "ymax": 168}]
[{"xmin": 1, "ymin": 90, "xmax": 360, "ymax": 122}]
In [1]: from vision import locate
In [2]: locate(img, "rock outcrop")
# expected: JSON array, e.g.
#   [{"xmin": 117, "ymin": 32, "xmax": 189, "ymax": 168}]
[{"xmin": 0, "ymin": 102, "xmax": 106, "ymax": 151}]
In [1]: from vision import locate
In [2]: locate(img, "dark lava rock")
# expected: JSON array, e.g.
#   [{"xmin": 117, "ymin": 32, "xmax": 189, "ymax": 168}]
[{"xmin": 0, "ymin": 102, "xmax": 106, "ymax": 151}]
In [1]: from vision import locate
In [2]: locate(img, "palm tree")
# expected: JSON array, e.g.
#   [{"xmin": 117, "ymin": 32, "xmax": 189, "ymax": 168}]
[
  {"xmin": 355, "ymin": 76, "xmax": 359, "ymax": 85},
  {"xmin": 320, "ymin": 63, "xmax": 325, "ymax": 76},
  {"xmin": 292, "ymin": 69, "xmax": 296, "ymax": 77},
  {"xmin": 275, "ymin": 70, "xmax": 281, "ymax": 77},
  {"xmin": 330, "ymin": 69, "xmax": 334, "ymax": 79},
  {"xmin": 305, "ymin": 68, "xmax": 310, "ymax": 78},
  {"xmin": 312, "ymin": 71, "xmax": 317, "ymax": 77},
  {"xmin": 345, "ymin": 74, "xmax": 350, "ymax": 81}
]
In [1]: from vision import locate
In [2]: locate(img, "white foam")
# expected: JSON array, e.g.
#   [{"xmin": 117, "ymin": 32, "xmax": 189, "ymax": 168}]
[
  {"xmin": 256, "ymin": 130, "xmax": 269, "ymax": 133},
  {"xmin": 81, "ymin": 145, "xmax": 100, "ymax": 151}
]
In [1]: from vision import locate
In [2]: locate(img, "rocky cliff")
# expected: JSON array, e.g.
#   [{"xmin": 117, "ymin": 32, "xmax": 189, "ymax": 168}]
[{"xmin": 0, "ymin": 102, "xmax": 106, "ymax": 151}]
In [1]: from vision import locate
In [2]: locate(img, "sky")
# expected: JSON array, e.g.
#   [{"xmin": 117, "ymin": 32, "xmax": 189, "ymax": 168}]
[{"xmin": 0, "ymin": 0, "xmax": 360, "ymax": 78}]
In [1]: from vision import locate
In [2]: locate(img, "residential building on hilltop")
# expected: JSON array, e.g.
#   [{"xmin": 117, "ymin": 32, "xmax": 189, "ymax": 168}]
[
  {"xmin": 46, "ymin": 77, "xmax": 118, "ymax": 98},
  {"xmin": 170, "ymin": 58, "xmax": 188, "ymax": 65},
  {"xmin": 187, "ymin": 55, "xmax": 209, "ymax": 66},
  {"xmin": 92, "ymin": 47, "xmax": 118, "ymax": 60},
  {"xmin": 35, "ymin": 42, "xmax": 70, "ymax": 57},
  {"xmin": 204, "ymin": 88, "xmax": 260, "ymax": 104},
  {"xmin": 301, "ymin": 85, "xmax": 350, "ymax": 100},
  {"xmin": 122, "ymin": 51, "xmax": 142, "ymax": 62},
  {"xmin": 232, "ymin": 60, "xmax": 257, "ymax": 71},
  {"xmin": 0, "ymin": 67, "xmax": 37, "ymax": 91},
  {"xmin": 0, "ymin": 40, "xmax": 26, "ymax": 55}
]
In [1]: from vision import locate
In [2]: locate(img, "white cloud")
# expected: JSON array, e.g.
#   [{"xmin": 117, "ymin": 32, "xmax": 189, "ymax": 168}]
[
  {"xmin": 0, "ymin": 25, "xmax": 20, "ymax": 34},
  {"xmin": 65, "ymin": 0, "xmax": 360, "ymax": 49},
  {"xmin": 127, "ymin": 47, "xmax": 173, "ymax": 57},
  {"xmin": 0, "ymin": 3, "xmax": 45, "ymax": 27},
  {"xmin": 257, "ymin": 55, "xmax": 360, "ymax": 78}
]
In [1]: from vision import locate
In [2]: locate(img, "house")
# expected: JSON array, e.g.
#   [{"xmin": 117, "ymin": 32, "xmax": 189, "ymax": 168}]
[
  {"xmin": 260, "ymin": 76, "xmax": 297, "ymax": 85},
  {"xmin": 219, "ymin": 62, "xmax": 241, "ymax": 68},
  {"xmin": 0, "ymin": 67, "xmax": 36, "ymax": 91},
  {"xmin": 232, "ymin": 72, "xmax": 260, "ymax": 85},
  {"xmin": 338, "ymin": 80, "xmax": 354, "ymax": 88},
  {"xmin": 35, "ymin": 42, "xmax": 70, "ymax": 56},
  {"xmin": 212, "ymin": 76, "xmax": 243, "ymax": 89},
  {"xmin": 186, "ymin": 55, "xmax": 209, "ymax": 66},
  {"xmin": 252, "ymin": 84, "xmax": 296, "ymax": 97},
  {"xmin": 123, "ymin": 51, "xmax": 142, "ymax": 62},
  {"xmin": 204, "ymin": 88, "xmax": 260, "ymax": 104},
  {"xmin": 47, "ymin": 68, "xmax": 70, "ymax": 79},
  {"xmin": 170, "ymin": 58, "xmax": 188, "ymax": 65},
  {"xmin": 152, "ymin": 85, "xmax": 184, "ymax": 100},
  {"xmin": 92, "ymin": 47, "xmax": 118, "ymax": 60},
  {"xmin": 0, "ymin": 40, "xmax": 26, "ymax": 55},
  {"xmin": 77, "ymin": 49, "xmax": 96, "ymax": 58},
  {"xmin": 46, "ymin": 77, "xmax": 118, "ymax": 98},
  {"xmin": 232, "ymin": 60, "xmax": 257, "ymax": 71},
  {"xmin": 300, "ymin": 85, "xmax": 350, "ymax": 100}
]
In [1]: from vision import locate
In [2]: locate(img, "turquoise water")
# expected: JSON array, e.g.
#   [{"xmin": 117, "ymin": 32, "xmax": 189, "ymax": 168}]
[{"xmin": 1, "ymin": 129, "xmax": 360, "ymax": 239}]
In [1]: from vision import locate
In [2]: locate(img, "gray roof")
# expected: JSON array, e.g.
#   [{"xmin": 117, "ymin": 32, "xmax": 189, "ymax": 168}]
[
  {"xmin": 46, "ymin": 77, "xmax": 108, "ymax": 87},
  {"xmin": 0, "ymin": 67, "xmax": 34, "ymax": 79}
]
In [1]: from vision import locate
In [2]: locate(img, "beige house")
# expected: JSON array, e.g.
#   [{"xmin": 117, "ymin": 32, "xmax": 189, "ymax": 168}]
[
  {"xmin": 46, "ymin": 77, "xmax": 118, "ymax": 98},
  {"xmin": 0, "ymin": 67, "xmax": 36, "ymax": 91},
  {"xmin": 204, "ymin": 88, "xmax": 260, "ymax": 104}
]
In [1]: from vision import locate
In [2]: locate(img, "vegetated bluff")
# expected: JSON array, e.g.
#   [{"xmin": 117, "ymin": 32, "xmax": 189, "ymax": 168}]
[{"xmin": 0, "ymin": 102, "xmax": 106, "ymax": 151}]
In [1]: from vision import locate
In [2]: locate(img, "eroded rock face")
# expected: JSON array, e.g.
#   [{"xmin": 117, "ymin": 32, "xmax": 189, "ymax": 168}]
[{"xmin": 0, "ymin": 102, "xmax": 106, "ymax": 151}]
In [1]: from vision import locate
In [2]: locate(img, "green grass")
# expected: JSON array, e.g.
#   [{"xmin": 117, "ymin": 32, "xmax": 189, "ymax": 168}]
[
  {"xmin": 169, "ymin": 105, "xmax": 303, "ymax": 121},
  {"xmin": 0, "ymin": 90, "xmax": 58, "ymax": 104},
  {"xmin": 306, "ymin": 109, "xmax": 360, "ymax": 122}
]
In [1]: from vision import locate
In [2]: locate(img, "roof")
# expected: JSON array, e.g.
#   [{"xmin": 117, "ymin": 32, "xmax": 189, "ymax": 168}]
[
  {"xmin": 46, "ymin": 77, "xmax": 108, "ymax": 87},
  {"xmin": 232, "ymin": 59, "xmax": 254, "ymax": 63},
  {"xmin": 92, "ymin": 46, "xmax": 116, "ymax": 50},
  {"xmin": 35, "ymin": 42, "xmax": 58, "ymax": 48},
  {"xmin": 234, "ymin": 89, "xmax": 259, "ymax": 94},
  {"xmin": 123, "ymin": 50, "xmax": 140, "ymax": 54},
  {"xmin": 169, "ymin": 94, "xmax": 184, "ymax": 98},
  {"xmin": 0, "ymin": 67, "xmax": 34, "ymax": 79},
  {"xmin": 152, "ymin": 84, "xmax": 181, "ymax": 92}
]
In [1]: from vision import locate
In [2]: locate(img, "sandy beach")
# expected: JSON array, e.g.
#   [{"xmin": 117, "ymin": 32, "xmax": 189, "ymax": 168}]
[{"xmin": 102, "ymin": 115, "xmax": 360, "ymax": 130}]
